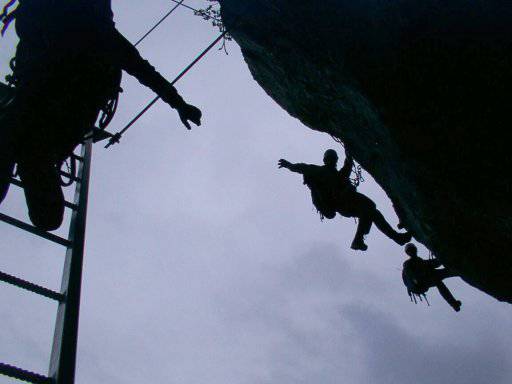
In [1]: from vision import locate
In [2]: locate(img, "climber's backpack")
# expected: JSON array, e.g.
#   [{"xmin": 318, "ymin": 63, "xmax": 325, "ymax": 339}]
[
  {"xmin": 402, "ymin": 258, "xmax": 431, "ymax": 295},
  {"xmin": 401, "ymin": 258, "xmax": 432, "ymax": 307},
  {"xmin": 303, "ymin": 174, "xmax": 336, "ymax": 220}
]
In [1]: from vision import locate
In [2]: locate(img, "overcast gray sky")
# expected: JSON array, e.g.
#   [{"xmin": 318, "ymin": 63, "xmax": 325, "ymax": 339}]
[{"xmin": 1, "ymin": 1, "xmax": 511, "ymax": 383}]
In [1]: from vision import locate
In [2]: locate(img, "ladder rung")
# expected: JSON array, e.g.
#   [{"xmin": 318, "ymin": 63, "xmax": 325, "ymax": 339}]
[
  {"xmin": 64, "ymin": 201, "xmax": 79, "ymax": 211},
  {"xmin": 9, "ymin": 178, "xmax": 79, "ymax": 211},
  {"xmin": 0, "ymin": 362, "xmax": 52, "ymax": 384},
  {"xmin": 59, "ymin": 171, "xmax": 81, "ymax": 183},
  {"xmin": 71, "ymin": 154, "xmax": 84, "ymax": 162},
  {"xmin": 0, "ymin": 270, "xmax": 64, "ymax": 302},
  {"xmin": 0, "ymin": 213, "xmax": 72, "ymax": 247}
]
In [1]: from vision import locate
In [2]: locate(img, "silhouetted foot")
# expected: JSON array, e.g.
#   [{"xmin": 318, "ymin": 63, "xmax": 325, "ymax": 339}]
[
  {"xmin": 394, "ymin": 231, "xmax": 412, "ymax": 246},
  {"xmin": 397, "ymin": 222, "xmax": 405, "ymax": 230},
  {"xmin": 452, "ymin": 300, "xmax": 462, "ymax": 312},
  {"xmin": 18, "ymin": 161, "xmax": 64, "ymax": 231},
  {"xmin": 351, "ymin": 238, "xmax": 368, "ymax": 251}
]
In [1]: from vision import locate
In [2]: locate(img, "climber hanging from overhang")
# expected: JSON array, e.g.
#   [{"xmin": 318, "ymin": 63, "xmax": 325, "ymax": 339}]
[
  {"xmin": 278, "ymin": 149, "xmax": 411, "ymax": 251},
  {"xmin": 0, "ymin": 0, "xmax": 202, "ymax": 231},
  {"xmin": 402, "ymin": 243, "xmax": 462, "ymax": 311}
]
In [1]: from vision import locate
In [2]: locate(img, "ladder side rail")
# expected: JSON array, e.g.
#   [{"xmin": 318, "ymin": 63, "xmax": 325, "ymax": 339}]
[{"xmin": 49, "ymin": 140, "xmax": 92, "ymax": 384}]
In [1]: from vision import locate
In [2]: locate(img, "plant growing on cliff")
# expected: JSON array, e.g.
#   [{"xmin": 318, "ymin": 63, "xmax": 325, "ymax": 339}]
[{"xmin": 194, "ymin": 0, "xmax": 232, "ymax": 54}]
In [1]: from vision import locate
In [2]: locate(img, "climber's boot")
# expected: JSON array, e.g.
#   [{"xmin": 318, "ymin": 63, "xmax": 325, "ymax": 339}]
[
  {"xmin": 351, "ymin": 236, "xmax": 368, "ymax": 251},
  {"xmin": 394, "ymin": 231, "xmax": 412, "ymax": 246},
  {"xmin": 18, "ymin": 160, "xmax": 64, "ymax": 231}
]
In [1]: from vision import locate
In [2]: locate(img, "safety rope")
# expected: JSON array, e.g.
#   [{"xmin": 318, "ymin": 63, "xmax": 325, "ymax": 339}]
[
  {"xmin": 105, "ymin": 29, "xmax": 228, "ymax": 148},
  {"xmin": 134, "ymin": 0, "xmax": 185, "ymax": 47}
]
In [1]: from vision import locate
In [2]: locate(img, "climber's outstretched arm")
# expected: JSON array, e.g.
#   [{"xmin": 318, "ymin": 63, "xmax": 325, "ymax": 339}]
[
  {"xmin": 278, "ymin": 159, "xmax": 314, "ymax": 174},
  {"xmin": 109, "ymin": 29, "xmax": 202, "ymax": 130}
]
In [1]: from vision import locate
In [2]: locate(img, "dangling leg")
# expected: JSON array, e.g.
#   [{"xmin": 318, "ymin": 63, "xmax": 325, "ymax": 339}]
[
  {"xmin": 433, "ymin": 268, "xmax": 458, "ymax": 281},
  {"xmin": 354, "ymin": 193, "xmax": 411, "ymax": 245},
  {"xmin": 351, "ymin": 216, "xmax": 372, "ymax": 251},
  {"xmin": 372, "ymin": 209, "xmax": 412, "ymax": 245},
  {"xmin": 338, "ymin": 193, "xmax": 373, "ymax": 251},
  {"xmin": 343, "ymin": 192, "xmax": 411, "ymax": 250},
  {"xmin": 435, "ymin": 282, "xmax": 461, "ymax": 312}
]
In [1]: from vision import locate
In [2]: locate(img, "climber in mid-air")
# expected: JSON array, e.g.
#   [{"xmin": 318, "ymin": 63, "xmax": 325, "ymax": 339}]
[
  {"xmin": 0, "ymin": 0, "xmax": 202, "ymax": 231},
  {"xmin": 278, "ymin": 149, "xmax": 411, "ymax": 250},
  {"xmin": 402, "ymin": 243, "xmax": 461, "ymax": 312}
]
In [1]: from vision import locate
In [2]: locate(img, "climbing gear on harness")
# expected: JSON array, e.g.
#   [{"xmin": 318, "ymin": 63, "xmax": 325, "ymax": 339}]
[
  {"xmin": 330, "ymin": 134, "xmax": 365, "ymax": 187},
  {"xmin": 408, "ymin": 289, "xmax": 430, "ymax": 306}
]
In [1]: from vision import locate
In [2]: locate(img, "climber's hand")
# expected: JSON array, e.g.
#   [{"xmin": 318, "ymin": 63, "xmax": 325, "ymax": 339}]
[
  {"xmin": 278, "ymin": 159, "xmax": 291, "ymax": 169},
  {"xmin": 177, "ymin": 103, "xmax": 202, "ymax": 130}
]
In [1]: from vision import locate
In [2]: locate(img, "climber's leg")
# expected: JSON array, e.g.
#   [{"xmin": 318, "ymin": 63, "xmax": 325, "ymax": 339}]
[
  {"xmin": 343, "ymin": 192, "xmax": 411, "ymax": 249},
  {"xmin": 339, "ymin": 192, "xmax": 373, "ymax": 251},
  {"xmin": 372, "ymin": 208, "xmax": 412, "ymax": 245},
  {"xmin": 433, "ymin": 268, "xmax": 458, "ymax": 281},
  {"xmin": 351, "ymin": 215, "xmax": 372, "ymax": 251},
  {"xmin": 18, "ymin": 160, "xmax": 64, "ymax": 231},
  {"xmin": 436, "ymin": 282, "xmax": 461, "ymax": 312}
]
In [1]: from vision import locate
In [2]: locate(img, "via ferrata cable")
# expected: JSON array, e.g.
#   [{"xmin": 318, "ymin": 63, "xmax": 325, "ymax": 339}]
[
  {"xmin": 134, "ymin": 0, "xmax": 185, "ymax": 47},
  {"xmin": 105, "ymin": 29, "xmax": 228, "ymax": 148}
]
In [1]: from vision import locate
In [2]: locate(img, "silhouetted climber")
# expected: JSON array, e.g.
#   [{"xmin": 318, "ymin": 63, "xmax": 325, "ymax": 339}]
[
  {"xmin": 0, "ymin": 0, "xmax": 201, "ymax": 231},
  {"xmin": 278, "ymin": 149, "xmax": 411, "ymax": 250},
  {"xmin": 402, "ymin": 243, "xmax": 461, "ymax": 312}
]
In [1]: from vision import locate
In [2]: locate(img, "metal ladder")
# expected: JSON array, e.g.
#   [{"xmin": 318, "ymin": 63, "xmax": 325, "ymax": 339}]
[{"xmin": 0, "ymin": 139, "xmax": 93, "ymax": 384}]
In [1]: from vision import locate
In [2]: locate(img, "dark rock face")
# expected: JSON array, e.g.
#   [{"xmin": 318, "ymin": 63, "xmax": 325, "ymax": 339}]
[{"xmin": 219, "ymin": 0, "xmax": 512, "ymax": 302}]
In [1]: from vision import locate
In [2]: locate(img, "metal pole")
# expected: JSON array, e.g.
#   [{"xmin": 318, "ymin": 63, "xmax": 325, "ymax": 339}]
[{"xmin": 49, "ymin": 139, "xmax": 93, "ymax": 384}]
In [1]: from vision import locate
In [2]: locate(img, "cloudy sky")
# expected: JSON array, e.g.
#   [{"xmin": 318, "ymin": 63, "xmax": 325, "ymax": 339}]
[{"xmin": 1, "ymin": 1, "xmax": 511, "ymax": 383}]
